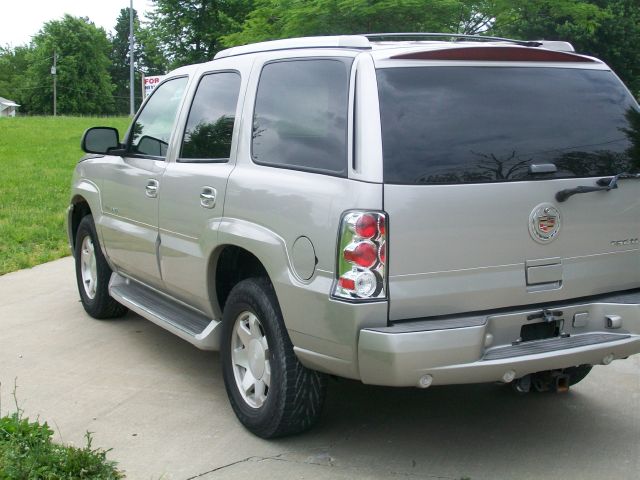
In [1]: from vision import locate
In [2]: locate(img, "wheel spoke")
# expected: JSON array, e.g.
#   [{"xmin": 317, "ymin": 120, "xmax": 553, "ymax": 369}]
[
  {"xmin": 241, "ymin": 370, "xmax": 256, "ymax": 394},
  {"xmin": 236, "ymin": 321, "xmax": 252, "ymax": 348},
  {"xmin": 254, "ymin": 380, "xmax": 266, "ymax": 406},
  {"xmin": 260, "ymin": 336, "xmax": 269, "ymax": 354},
  {"xmin": 233, "ymin": 347, "xmax": 249, "ymax": 369},
  {"xmin": 248, "ymin": 314, "xmax": 262, "ymax": 339},
  {"xmin": 262, "ymin": 361, "xmax": 271, "ymax": 388}
]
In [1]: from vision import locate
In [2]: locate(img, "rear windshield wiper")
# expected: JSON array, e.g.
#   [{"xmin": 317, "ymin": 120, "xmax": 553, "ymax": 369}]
[{"xmin": 556, "ymin": 172, "xmax": 640, "ymax": 202}]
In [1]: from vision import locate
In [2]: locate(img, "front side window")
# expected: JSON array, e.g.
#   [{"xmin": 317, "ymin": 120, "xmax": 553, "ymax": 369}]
[
  {"xmin": 377, "ymin": 67, "xmax": 640, "ymax": 184},
  {"xmin": 129, "ymin": 76, "xmax": 188, "ymax": 158},
  {"xmin": 252, "ymin": 58, "xmax": 351, "ymax": 175},
  {"xmin": 180, "ymin": 72, "xmax": 241, "ymax": 161}
]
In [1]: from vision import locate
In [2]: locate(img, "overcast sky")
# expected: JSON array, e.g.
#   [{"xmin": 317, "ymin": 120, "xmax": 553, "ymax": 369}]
[{"xmin": 0, "ymin": 0, "xmax": 154, "ymax": 47}]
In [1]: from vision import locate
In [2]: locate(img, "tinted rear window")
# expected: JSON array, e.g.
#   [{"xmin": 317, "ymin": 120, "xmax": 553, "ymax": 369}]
[
  {"xmin": 252, "ymin": 58, "xmax": 351, "ymax": 176},
  {"xmin": 377, "ymin": 67, "xmax": 640, "ymax": 184}
]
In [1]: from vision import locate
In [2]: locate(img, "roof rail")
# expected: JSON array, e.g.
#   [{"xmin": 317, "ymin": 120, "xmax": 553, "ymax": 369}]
[
  {"xmin": 214, "ymin": 33, "xmax": 576, "ymax": 60},
  {"xmin": 215, "ymin": 35, "xmax": 371, "ymax": 59},
  {"xmin": 364, "ymin": 32, "xmax": 543, "ymax": 47}
]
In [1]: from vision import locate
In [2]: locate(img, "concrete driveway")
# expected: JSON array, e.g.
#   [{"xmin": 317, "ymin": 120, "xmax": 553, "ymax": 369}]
[{"xmin": 1, "ymin": 257, "xmax": 639, "ymax": 479}]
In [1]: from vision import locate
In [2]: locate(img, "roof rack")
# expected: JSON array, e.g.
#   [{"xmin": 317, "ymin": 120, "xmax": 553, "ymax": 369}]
[
  {"xmin": 215, "ymin": 35, "xmax": 371, "ymax": 59},
  {"xmin": 214, "ymin": 33, "xmax": 575, "ymax": 60}
]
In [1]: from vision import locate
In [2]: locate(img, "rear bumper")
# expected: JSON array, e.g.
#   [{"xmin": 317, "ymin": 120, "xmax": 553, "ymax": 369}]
[{"xmin": 358, "ymin": 290, "xmax": 640, "ymax": 387}]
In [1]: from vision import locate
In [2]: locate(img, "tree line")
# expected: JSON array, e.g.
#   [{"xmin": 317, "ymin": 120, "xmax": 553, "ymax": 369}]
[{"xmin": 0, "ymin": 0, "xmax": 637, "ymax": 115}]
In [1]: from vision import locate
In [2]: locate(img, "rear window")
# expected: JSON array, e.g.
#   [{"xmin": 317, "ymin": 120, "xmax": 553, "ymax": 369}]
[
  {"xmin": 377, "ymin": 67, "xmax": 640, "ymax": 184},
  {"xmin": 252, "ymin": 58, "xmax": 351, "ymax": 176}
]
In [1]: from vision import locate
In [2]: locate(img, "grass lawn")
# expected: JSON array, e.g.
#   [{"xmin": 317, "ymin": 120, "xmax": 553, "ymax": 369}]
[{"xmin": 0, "ymin": 116, "xmax": 131, "ymax": 275}]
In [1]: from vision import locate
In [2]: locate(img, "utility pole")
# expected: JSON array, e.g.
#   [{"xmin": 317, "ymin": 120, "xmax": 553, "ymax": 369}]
[
  {"xmin": 51, "ymin": 50, "xmax": 57, "ymax": 116},
  {"xmin": 129, "ymin": 0, "xmax": 135, "ymax": 116}
]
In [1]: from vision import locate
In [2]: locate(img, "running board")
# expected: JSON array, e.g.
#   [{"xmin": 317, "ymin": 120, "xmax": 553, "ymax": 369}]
[
  {"xmin": 108, "ymin": 273, "xmax": 221, "ymax": 350},
  {"xmin": 483, "ymin": 332, "xmax": 630, "ymax": 361}
]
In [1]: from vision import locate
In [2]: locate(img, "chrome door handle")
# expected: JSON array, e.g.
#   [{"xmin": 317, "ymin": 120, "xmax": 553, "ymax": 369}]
[
  {"xmin": 145, "ymin": 179, "xmax": 159, "ymax": 198},
  {"xmin": 200, "ymin": 187, "xmax": 217, "ymax": 209}
]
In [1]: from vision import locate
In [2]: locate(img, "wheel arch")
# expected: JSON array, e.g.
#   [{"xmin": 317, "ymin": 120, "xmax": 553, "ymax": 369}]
[
  {"xmin": 69, "ymin": 194, "xmax": 92, "ymax": 252},
  {"xmin": 209, "ymin": 244, "xmax": 272, "ymax": 319},
  {"xmin": 208, "ymin": 217, "xmax": 297, "ymax": 318}
]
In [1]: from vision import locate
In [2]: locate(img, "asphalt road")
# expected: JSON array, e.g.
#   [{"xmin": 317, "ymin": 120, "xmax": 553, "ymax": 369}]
[{"xmin": 1, "ymin": 257, "xmax": 639, "ymax": 479}]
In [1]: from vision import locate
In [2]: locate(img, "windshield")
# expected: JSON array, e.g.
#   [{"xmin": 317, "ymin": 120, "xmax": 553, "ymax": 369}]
[{"xmin": 377, "ymin": 66, "xmax": 640, "ymax": 185}]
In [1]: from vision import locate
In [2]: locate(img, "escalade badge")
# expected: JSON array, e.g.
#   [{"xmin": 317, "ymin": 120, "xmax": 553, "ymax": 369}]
[{"xmin": 529, "ymin": 203, "xmax": 561, "ymax": 244}]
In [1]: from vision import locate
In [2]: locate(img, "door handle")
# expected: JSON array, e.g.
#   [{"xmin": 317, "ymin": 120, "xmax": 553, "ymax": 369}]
[
  {"xmin": 200, "ymin": 187, "xmax": 217, "ymax": 209},
  {"xmin": 145, "ymin": 179, "xmax": 159, "ymax": 198}
]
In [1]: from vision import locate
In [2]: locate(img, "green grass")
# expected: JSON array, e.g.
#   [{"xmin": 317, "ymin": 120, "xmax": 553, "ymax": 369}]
[
  {"xmin": 0, "ymin": 388, "xmax": 122, "ymax": 479},
  {"xmin": 0, "ymin": 116, "xmax": 130, "ymax": 275}
]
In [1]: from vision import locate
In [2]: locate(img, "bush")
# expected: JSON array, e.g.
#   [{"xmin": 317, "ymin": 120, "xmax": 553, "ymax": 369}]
[{"xmin": 0, "ymin": 394, "xmax": 123, "ymax": 479}]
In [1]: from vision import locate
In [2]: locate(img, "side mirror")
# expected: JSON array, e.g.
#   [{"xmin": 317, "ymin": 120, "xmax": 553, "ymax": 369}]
[{"xmin": 81, "ymin": 127, "xmax": 121, "ymax": 154}]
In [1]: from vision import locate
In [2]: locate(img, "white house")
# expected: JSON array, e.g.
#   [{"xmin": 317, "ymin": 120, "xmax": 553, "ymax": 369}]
[{"xmin": 0, "ymin": 97, "xmax": 20, "ymax": 117}]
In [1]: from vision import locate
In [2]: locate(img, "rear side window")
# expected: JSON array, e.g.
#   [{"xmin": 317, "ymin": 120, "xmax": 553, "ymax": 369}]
[
  {"xmin": 180, "ymin": 71, "xmax": 241, "ymax": 162},
  {"xmin": 252, "ymin": 58, "xmax": 352, "ymax": 176},
  {"xmin": 377, "ymin": 67, "xmax": 640, "ymax": 184},
  {"xmin": 129, "ymin": 76, "xmax": 188, "ymax": 158}
]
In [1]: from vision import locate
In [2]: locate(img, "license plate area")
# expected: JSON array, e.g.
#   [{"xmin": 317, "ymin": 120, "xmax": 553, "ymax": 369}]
[{"xmin": 520, "ymin": 320, "xmax": 562, "ymax": 342}]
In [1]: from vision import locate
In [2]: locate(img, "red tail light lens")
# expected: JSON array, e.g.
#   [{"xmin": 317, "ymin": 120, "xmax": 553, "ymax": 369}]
[
  {"xmin": 355, "ymin": 214, "xmax": 378, "ymax": 238},
  {"xmin": 338, "ymin": 276, "xmax": 356, "ymax": 291},
  {"xmin": 343, "ymin": 241, "xmax": 377, "ymax": 268},
  {"xmin": 333, "ymin": 211, "xmax": 387, "ymax": 301}
]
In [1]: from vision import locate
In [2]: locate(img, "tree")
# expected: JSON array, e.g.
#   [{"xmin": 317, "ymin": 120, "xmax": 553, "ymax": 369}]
[
  {"xmin": 488, "ymin": 0, "xmax": 639, "ymax": 96},
  {"xmin": 147, "ymin": 0, "xmax": 255, "ymax": 69},
  {"xmin": 223, "ymin": 0, "xmax": 489, "ymax": 46},
  {"xmin": 489, "ymin": 0, "xmax": 606, "ymax": 40},
  {"xmin": 22, "ymin": 15, "xmax": 115, "ymax": 115},
  {"xmin": 577, "ymin": 0, "xmax": 640, "ymax": 97},
  {"xmin": 0, "ymin": 45, "xmax": 31, "ymax": 105},
  {"xmin": 110, "ymin": 8, "xmax": 144, "ymax": 113}
]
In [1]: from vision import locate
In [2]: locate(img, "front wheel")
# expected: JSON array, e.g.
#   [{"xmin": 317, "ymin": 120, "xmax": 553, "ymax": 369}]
[
  {"xmin": 74, "ymin": 215, "xmax": 127, "ymax": 319},
  {"xmin": 221, "ymin": 277, "xmax": 327, "ymax": 438}
]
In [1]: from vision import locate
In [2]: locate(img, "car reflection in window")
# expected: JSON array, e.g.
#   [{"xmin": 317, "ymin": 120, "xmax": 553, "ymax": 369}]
[
  {"xmin": 182, "ymin": 116, "xmax": 235, "ymax": 159},
  {"xmin": 136, "ymin": 135, "xmax": 169, "ymax": 157}
]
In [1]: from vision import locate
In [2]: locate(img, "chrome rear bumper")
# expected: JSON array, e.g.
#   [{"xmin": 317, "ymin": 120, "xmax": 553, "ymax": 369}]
[{"xmin": 358, "ymin": 290, "xmax": 640, "ymax": 387}]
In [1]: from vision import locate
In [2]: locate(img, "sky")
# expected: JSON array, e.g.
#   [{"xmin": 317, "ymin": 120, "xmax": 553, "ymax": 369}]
[{"xmin": 0, "ymin": 0, "xmax": 154, "ymax": 47}]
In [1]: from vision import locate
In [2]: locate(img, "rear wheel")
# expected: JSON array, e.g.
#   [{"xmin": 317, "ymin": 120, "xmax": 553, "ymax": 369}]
[
  {"xmin": 74, "ymin": 215, "xmax": 127, "ymax": 319},
  {"xmin": 221, "ymin": 277, "xmax": 327, "ymax": 438}
]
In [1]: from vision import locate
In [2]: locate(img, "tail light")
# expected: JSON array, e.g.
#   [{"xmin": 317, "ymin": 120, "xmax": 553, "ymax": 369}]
[{"xmin": 333, "ymin": 211, "xmax": 387, "ymax": 301}]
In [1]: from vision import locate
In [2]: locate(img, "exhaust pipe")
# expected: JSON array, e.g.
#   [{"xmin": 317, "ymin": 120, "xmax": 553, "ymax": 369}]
[{"xmin": 512, "ymin": 374, "xmax": 531, "ymax": 394}]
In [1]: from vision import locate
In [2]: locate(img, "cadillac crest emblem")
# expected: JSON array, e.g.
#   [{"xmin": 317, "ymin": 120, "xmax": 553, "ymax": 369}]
[{"xmin": 529, "ymin": 203, "xmax": 561, "ymax": 244}]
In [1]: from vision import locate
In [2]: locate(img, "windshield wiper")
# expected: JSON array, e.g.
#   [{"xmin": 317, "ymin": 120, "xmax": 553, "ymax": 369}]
[{"xmin": 555, "ymin": 172, "xmax": 640, "ymax": 202}]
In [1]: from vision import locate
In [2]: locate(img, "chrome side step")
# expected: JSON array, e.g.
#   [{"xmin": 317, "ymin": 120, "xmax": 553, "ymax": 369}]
[
  {"xmin": 109, "ymin": 273, "xmax": 221, "ymax": 350},
  {"xmin": 483, "ymin": 332, "xmax": 630, "ymax": 361}
]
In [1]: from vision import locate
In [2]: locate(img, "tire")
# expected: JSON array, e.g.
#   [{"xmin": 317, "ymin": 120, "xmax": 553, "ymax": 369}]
[
  {"xmin": 220, "ymin": 277, "xmax": 327, "ymax": 438},
  {"xmin": 74, "ymin": 215, "xmax": 128, "ymax": 319},
  {"xmin": 565, "ymin": 364, "xmax": 593, "ymax": 386}
]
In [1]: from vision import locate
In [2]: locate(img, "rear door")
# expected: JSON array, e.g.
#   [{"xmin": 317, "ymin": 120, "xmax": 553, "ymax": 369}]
[
  {"xmin": 158, "ymin": 68, "xmax": 244, "ymax": 313},
  {"xmin": 377, "ymin": 60, "xmax": 640, "ymax": 320}
]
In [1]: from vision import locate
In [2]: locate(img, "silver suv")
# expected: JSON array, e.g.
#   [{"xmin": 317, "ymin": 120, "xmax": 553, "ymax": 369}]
[{"xmin": 68, "ymin": 34, "xmax": 640, "ymax": 438}]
